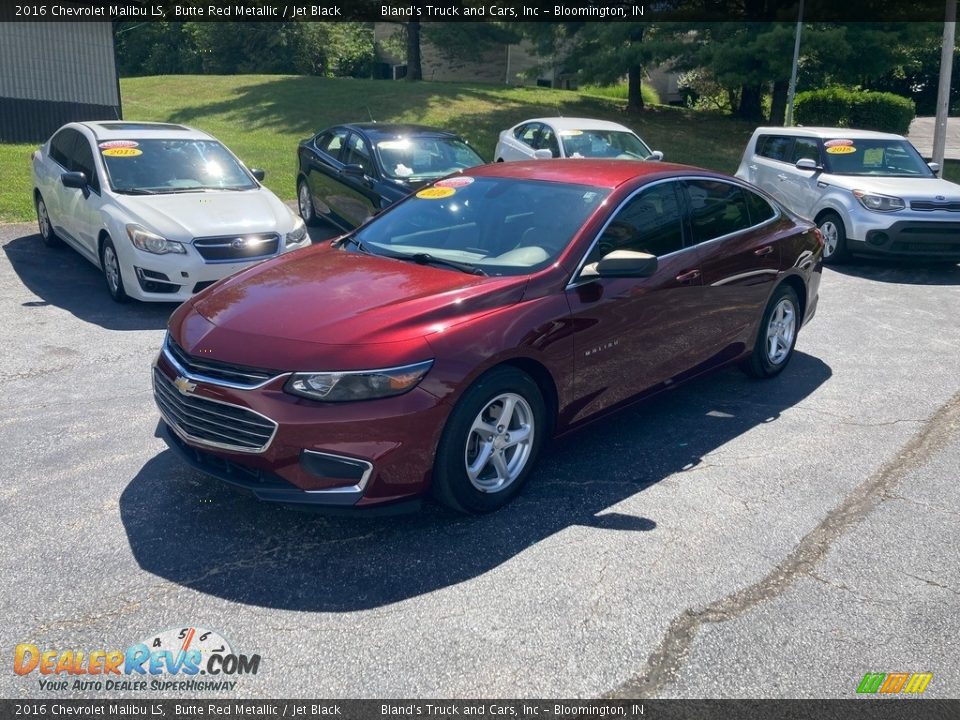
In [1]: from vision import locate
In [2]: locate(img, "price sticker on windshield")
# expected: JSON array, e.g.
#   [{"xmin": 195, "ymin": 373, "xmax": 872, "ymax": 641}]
[
  {"xmin": 435, "ymin": 176, "xmax": 474, "ymax": 189},
  {"xmin": 98, "ymin": 140, "xmax": 139, "ymax": 149},
  {"xmin": 102, "ymin": 147, "xmax": 143, "ymax": 157},
  {"xmin": 416, "ymin": 187, "xmax": 456, "ymax": 200}
]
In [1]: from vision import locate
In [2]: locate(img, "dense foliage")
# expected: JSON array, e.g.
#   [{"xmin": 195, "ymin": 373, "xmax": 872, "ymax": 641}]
[{"xmin": 794, "ymin": 87, "xmax": 916, "ymax": 134}]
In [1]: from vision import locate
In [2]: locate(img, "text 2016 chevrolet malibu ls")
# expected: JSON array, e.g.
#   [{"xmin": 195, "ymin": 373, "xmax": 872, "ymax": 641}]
[{"xmin": 153, "ymin": 160, "xmax": 822, "ymax": 513}]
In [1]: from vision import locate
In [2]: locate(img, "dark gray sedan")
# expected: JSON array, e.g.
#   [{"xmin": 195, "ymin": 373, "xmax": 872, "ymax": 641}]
[{"xmin": 296, "ymin": 123, "xmax": 485, "ymax": 231}]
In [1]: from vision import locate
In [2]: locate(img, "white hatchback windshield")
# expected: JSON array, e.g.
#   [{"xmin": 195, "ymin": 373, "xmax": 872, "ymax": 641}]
[
  {"xmin": 821, "ymin": 139, "xmax": 934, "ymax": 177},
  {"xmin": 100, "ymin": 139, "xmax": 258, "ymax": 194},
  {"xmin": 353, "ymin": 176, "xmax": 609, "ymax": 276},
  {"xmin": 560, "ymin": 129, "xmax": 653, "ymax": 160}
]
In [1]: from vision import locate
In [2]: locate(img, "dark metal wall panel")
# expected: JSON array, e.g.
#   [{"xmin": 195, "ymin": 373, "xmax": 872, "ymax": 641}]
[
  {"xmin": 0, "ymin": 97, "xmax": 120, "ymax": 143},
  {"xmin": 0, "ymin": 22, "xmax": 121, "ymax": 143}
]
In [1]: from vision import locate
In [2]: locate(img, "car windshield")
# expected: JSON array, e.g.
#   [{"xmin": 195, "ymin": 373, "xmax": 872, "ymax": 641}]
[
  {"xmin": 375, "ymin": 136, "xmax": 485, "ymax": 180},
  {"xmin": 560, "ymin": 129, "xmax": 653, "ymax": 160},
  {"xmin": 821, "ymin": 139, "xmax": 934, "ymax": 177},
  {"xmin": 100, "ymin": 139, "xmax": 258, "ymax": 193},
  {"xmin": 353, "ymin": 176, "xmax": 609, "ymax": 276}
]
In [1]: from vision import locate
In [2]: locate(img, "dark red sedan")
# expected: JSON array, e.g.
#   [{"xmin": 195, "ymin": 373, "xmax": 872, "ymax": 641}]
[{"xmin": 153, "ymin": 160, "xmax": 822, "ymax": 513}]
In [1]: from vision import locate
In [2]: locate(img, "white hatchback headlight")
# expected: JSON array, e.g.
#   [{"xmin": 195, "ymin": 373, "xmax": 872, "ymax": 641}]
[
  {"xmin": 286, "ymin": 216, "xmax": 308, "ymax": 246},
  {"xmin": 126, "ymin": 224, "xmax": 186, "ymax": 255},
  {"xmin": 285, "ymin": 361, "xmax": 434, "ymax": 402},
  {"xmin": 853, "ymin": 190, "xmax": 905, "ymax": 212}
]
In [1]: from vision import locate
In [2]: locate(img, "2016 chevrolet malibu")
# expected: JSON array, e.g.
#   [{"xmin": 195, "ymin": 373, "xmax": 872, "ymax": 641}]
[{"xmin": 153, "ymin": 160, "xmax": 822, "ymax": 513}]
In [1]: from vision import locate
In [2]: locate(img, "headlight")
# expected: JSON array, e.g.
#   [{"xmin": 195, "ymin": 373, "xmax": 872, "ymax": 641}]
[
  {"xmin": 853, "ymin": 190, "xmax": 905, "ymax": 212},
  {"xmin": 286, "ymin": 216, "xmax": 307, "ymax": 245},
  {"xmin": 285, "ymin": 360, "xmax": 434, "ymax": 402},
  {"xmin": 126, "ymin": 224, "xmax": 186, "ymax": 255}
]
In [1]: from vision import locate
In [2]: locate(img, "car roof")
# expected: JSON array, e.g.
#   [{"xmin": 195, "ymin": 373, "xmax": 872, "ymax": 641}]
[
  {"xmin": 343, "ymin": 123, "xmax": 461, "ymax": 140},
  {"xmin": 753, "ymin": 126, "xmax": 906, "ymax": 141},
  {"xmin": 517, "ymin": 117, "xmax": 635, "ymax": 133},
  {"xmin": 80, "ymin": 121, "xmax": 213, "ymax": 141},
  {"xmin": 466, "ymin": 159, "xmax": 721, "ymax": 189}
]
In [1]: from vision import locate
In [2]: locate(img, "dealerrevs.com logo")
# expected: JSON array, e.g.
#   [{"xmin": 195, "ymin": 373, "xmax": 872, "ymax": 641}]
[{"xmin": 14, "ymin": 627, "xmax": 261, "ymax": 693}]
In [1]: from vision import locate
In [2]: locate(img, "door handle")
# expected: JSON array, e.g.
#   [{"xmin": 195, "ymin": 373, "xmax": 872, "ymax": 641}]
[
  {"xmin": 777, "ymin": 173, "xmax": 788, "ymax": 181},
  {"xmin": 748, "ymin": 164, "xmax": 758, "ymax": 171},
  {"xmin": 676, "ymin": 269, "xmax": 701, "ymax": 282},
  {"xmin": 754, "ymin": 245, "xmax": 774, "ymax": 257}
]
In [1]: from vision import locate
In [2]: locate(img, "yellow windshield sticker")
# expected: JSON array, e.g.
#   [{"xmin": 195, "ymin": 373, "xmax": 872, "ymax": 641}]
[
  {"xmin": 416, "ymin": 187, "xmax": 456, "ymax": 200},
  {"xmin": 826, "ymin": 145, "xmax": 856, "ymax": 154},
  {"xmin": 102, "ymin": 147, "xmax": 142, "ymax": 157}
]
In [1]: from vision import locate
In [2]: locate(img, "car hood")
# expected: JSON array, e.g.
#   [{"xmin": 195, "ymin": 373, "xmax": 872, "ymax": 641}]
[
  {"xmin": 179, "ymin": 246, "xmax": 528, "ymax": 360},
  {"xmin": 117, "ymin": 188, "xmax": 294, "ymax": 241},
  {"xmin": 823, "ymin": 175, "xmax": 960, "ymax": 201}
]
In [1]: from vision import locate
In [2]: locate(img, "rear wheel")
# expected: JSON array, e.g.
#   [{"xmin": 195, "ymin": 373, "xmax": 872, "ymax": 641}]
[
  {"xmin": 35, "ymin": 194, "xmax": 61, "ymax": 247},
  {"xmin": 432, "ymin": 367, "xmax": 545, "ymax": 513},
  {"xmin": 742, "ymin": 284, "xmax": 799, "ymax": 379},
  {"xmin": 297, "ymin": 178, "xmax": 318, "ymax": 225},
  {"xmin": 100, "ymin": 236, "xmax": 128, "ymax": 303},
  {"xmin": 818, "ymin": 211, "xmax": 850, "ymax": 264}
]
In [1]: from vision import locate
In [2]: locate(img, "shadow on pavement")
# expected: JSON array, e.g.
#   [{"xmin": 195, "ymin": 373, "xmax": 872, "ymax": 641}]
[
  {"xmin": 828, "ymin": 257, "xmax": 960, "ymax": 286},
  {"xmin": 121, "ymin": 352, "xmax": 832, "ymax": 612}
]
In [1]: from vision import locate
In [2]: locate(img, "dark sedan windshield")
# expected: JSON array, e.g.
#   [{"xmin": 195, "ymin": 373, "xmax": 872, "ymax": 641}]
[
  {"xmin": 101, "ymin": 139, "xmax": 258, "ymax": 193},
  {"xmin": 353, "ymin": 176, "xmax": 609, "ymax": 276},
  {"xmin": 822, "ymin": 139, "xmax": 934, "ymax": 177},
  {"xmin": 375, "ymin": 136, "xmax": 484, "ymax": 181}
]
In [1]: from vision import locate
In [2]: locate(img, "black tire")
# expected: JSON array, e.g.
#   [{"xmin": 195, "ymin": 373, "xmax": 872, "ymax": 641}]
[
  {"xmin": 297, "ymin": 178, "xmax": 318, "ymax": 225},
  {"xmin": 99, "ymin": 236, "xmax": 129, "ymax": 303},
  {"xmin": 742, "ymin": 284, "xmax": 800, "ymax": 379},
  {"xmin": 432, "ymin": 367, "xmax": 546, "ymax": 514},
  {"xmin": 35, "ymin": 193, "xmax": 61, "ymax": 247},
  {"xmin": 817, "ymin": 211, "xmax": 850, "ymax": 265}
]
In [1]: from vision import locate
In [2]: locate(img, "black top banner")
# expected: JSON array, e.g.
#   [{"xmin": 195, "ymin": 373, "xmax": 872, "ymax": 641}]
[{"xmin": 0, "ymin": 0, "xmax": 955, "ymax": 23}]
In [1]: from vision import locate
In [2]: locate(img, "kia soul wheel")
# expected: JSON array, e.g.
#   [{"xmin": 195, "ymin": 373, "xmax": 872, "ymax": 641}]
[{"xmin": 433, "ymin": 367, "xmax": 545, "ymax": 513}]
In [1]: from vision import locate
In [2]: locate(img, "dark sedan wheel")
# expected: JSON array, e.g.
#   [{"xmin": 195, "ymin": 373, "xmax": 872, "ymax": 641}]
[
  {"xmin": 433, "ymin": 367, "xmax": 545, "ymax": 513},
  {"xmin": 818, "ymin": 211, "xmax": 850, "ymax": 264},
  {"xmin": 100, "ymin": 236, "xmax": 128, "ymax": 303},
  {"xmin": 742, "ymin": 284, "xmax": 799, "ymax": 379},
  {"xmin": 35, "ymin": 194, "xmax": 61, "ymax": 247},
  {"xmin": 297, "ymin": 178, "xmax": 318, "ymax": 225}
]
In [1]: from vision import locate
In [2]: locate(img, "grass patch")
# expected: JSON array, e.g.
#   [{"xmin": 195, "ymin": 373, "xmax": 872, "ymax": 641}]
[
  {"xmin": 1, "ymin": 75, "xmax": 758, "ymax": 223},
  {"xmin": 579, "ymin": 82, "xmax": 661, "ymax": 106}
]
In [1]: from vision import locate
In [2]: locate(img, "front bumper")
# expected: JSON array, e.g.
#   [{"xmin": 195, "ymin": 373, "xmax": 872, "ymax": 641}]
[
  {"xmin": 847, "ymin": 212, "xmax": 960, "ymax": 259},
  {"xmin": 152, "ymin": 350, "xmax": 449, "ymax": 508},
  {"xmin": 124, "ymin": 238, "xmax": 311, "ymax": 302}
]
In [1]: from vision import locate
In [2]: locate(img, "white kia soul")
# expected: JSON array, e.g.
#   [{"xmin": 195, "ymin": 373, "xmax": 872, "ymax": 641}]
[
  {"xmin": 31, "ymin": 121, "xmax": 310, "ymax": 302},
  {"xmin": 736, "ymin": 126, "xmax": 960, "ymax": 264}
]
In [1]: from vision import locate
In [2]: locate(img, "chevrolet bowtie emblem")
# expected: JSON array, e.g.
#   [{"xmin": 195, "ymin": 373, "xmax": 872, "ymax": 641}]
[{"xmin": 173, "ymin": 376, "xmax": 197, "ymax": 395}]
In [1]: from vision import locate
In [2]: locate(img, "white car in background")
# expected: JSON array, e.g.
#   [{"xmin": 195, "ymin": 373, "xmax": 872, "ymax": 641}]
[
  {"xmin": 31, "ymin": 121, "xmax": 310, "ymax": 303},
  {"xmin": 494, "ymin": 117, "xmax": 663, "ymax": 162}
]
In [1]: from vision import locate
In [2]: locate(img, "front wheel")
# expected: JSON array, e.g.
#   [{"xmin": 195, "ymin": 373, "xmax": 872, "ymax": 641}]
[
  {"xmin": 297, "ymin": 178, "xmax": 318, "ymax": 225},
  {"xmin": 818, "ymin": 211, "xmax": 850, "ymax": 264},
  {"xmin": 742, "ymin": 284, "xmax": 800, "ymax": 379},
  {"xmin": 432, "ymin": 367, "xmax": 546, "ymax": 513},
  {"xmin": 100, "ymin": 236, "xmax": 128, "ymax": 303}
]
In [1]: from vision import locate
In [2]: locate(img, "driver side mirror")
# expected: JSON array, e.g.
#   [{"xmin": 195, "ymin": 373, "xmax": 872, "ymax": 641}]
[
  {"xmin": 581, "ymin": 250, "xmax": 658, "ymax": 279},
  {"xmin": 649, "ymin": 150, "xmax": 664, "ymax": 161},
  {"xmin": 533, "ymin": 149, "xmax": 554, "ymax": 160},
  {"xmin": 927, "ymin": 161, "xmax": 940, "ymax": 173},
  {"xmin": 795, "ymin": 158, "xmax": 819, "ymax": 171},
  {"xmin": 250, "ymin": 168, "xmax": 266, "ymax": 182},
  {"xmin": 61, "ymin": 171, "xmax": 87, "ymax": 190}
]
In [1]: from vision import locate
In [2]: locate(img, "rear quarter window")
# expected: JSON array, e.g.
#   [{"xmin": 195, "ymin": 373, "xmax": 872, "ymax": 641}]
[{"xmin": 758, "ymin": 135, "xmax": 794, "ymax": 162}]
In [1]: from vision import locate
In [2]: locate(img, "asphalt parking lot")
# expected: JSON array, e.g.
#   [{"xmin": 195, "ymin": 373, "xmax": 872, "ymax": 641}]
[{"xmin": 2, "ymin": 220, "xmax": 959, "ymax": 699}]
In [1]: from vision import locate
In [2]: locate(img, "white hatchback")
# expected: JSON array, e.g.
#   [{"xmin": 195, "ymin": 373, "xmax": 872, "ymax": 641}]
[
  {"xmin": 494, "ymin": 117, "xmax": 663, "ymax": 162},
  {"xmin": 31, "ymin": 121, "xmax": 310, "ymax": 303}
]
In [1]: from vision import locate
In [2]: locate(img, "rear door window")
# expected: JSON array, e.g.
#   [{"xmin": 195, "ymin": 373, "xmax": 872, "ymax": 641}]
[
  {"xmin": 791, "ymin": 137, "xmax": 820, "ymax": 164},
  {"xmin": 684, "ymin": 179, "xmax": 752, "ymax": 244},
  {"xmin": 49, "ymin": 128, "xmax": 79, "ymax": 169},
  {"xmin": 72, "ymin": 135, "xmax": 100, "ymax": 193}
]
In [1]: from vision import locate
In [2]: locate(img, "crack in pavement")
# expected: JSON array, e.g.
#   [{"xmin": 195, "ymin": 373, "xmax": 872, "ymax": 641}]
[{"xmin": 605, "ymin": 389, "xmax": 960, "ymax": 699}]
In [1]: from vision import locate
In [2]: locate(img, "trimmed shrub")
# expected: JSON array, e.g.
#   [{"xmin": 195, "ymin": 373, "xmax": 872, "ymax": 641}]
[{"xmin": 794, "ymin": 87, "xmax": 915, "ymax": 135}]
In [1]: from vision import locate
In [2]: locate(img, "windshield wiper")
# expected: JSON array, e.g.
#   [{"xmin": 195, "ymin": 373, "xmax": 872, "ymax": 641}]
[
  {"xmin": 334, "ymin": 232, "xmax": 365, "ymax": 252},
  {"xmin": 392, "ymin": 252, "xmax": 487, "ymax": 276},
  {"xmin": 114, "ymin": 188, "xmax": 158, "ymax": 195}
]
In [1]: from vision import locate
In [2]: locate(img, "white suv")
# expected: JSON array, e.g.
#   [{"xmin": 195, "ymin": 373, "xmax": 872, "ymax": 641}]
[
  {"xmin": 32, "ymin": 121, "xmax": 310, "ymax": 303},
  {"xmin": 736, "ymin": 126, "xmax": 960, "ymax": 263}
]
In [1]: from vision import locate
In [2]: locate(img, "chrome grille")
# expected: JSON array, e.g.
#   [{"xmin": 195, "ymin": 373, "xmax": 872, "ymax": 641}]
[
  {"xmin": 165, "ymin": 335, "xmax": 278, "ymax": 388},
  {"xmin": 193, "ymin": 233, "xmax": 280, "ymax": 263},
  {"xmin": 153, "ymin": 368, "xmax": 277, "ymax": 453}
]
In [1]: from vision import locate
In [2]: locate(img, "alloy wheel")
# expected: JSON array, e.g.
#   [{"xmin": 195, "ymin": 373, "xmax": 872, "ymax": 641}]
[
  {"xmin": 766, "ymin": 297, "xmax": 796, "ymax": 365},
  {"xmin": 464, "ymin": 392, "xmax": 535, "ymax": 493}
]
